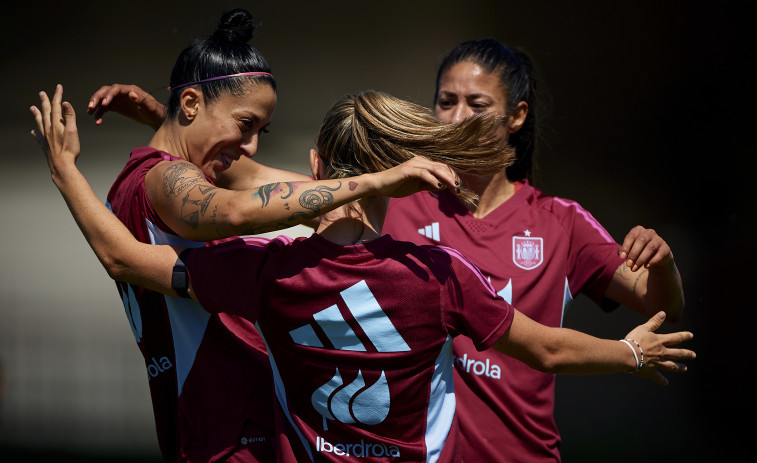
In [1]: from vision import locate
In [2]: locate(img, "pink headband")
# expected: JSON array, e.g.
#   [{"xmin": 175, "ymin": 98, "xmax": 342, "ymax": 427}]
[{"xmin": 167, "ymin": 71, "xmax": 274, "ymax": 91}]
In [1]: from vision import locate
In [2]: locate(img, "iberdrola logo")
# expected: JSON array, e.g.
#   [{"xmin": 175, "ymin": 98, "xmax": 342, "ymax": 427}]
[{"xmin": 288, "ymin": 280, "xmax": 409, "ymax": 430}]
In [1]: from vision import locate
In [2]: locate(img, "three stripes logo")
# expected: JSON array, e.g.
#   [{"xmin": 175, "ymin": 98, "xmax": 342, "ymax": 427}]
[
  {"xmin": 417, "ymin": 222, "xmax": 440, "ymax": 242},
  {"xmin": 288, "ymin": 280, "xmax": 409, "ymax": 429}
]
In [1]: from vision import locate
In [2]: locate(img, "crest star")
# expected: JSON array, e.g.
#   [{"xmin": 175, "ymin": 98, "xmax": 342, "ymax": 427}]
[{"xmin": 524, "ymin": 230, "xmax": 531, "ymax": 237}]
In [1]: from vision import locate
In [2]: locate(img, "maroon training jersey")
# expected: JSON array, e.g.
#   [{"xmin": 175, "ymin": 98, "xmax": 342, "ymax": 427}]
[
  {"xmin": 106, "ymin": 147, "xmax": 276, "ymax": 462},
  {"xmin": 383, "ymin": 183, "xmax": 624, "ymax": 462},
  {"xmin": 186, "ymin": 233, "xmax": 515, "ymax": 463}
]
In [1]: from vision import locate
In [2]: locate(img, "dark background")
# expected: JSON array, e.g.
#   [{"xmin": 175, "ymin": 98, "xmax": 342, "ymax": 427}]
[{"xmin": 1, "ymin": 1, "xmax": 752, "ymax": 461}]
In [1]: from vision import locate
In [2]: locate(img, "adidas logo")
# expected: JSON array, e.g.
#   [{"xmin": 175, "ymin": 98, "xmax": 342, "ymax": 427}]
[
  {"xmin": 288, "ymin": 280, "xmax": 409, "ymax": 353},
  {"xmin": 417, "ymin": 222, "xmax": 440, "ymax": 242},
  {"xmin": 288, "ymin": 280, "xmax": 409, "ymax": 429}
]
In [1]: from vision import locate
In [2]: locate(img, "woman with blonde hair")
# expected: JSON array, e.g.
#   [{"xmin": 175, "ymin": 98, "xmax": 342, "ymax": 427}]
[{"xmin": 32, "ymin": 86, "xmax": 694, "ymax": 463}]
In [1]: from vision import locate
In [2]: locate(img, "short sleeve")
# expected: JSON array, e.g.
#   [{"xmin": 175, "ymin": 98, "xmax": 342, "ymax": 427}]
[
  {"xmin": 554, "ymin": 198, "xmax": 624, "ymax": 309},
  {"xmin": 435, "ymin": 246, "xmax": 514, "ymax": 351},
  {"xmin": 186, "ymin": 237, "xmax": 273, "ymax": 321}
]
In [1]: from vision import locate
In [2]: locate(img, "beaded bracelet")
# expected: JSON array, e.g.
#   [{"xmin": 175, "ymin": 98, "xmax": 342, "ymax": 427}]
[
  {"xmin": 626, "ymin": 338, "xmax": 644, "ymax": 371},
  {"xmin": 620, "ymin": 339, "xmax": 641, "ymax": 373}
]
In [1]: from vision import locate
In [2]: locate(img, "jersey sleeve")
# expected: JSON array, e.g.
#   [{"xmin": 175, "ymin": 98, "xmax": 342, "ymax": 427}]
[
  {"xmin": 553, "ymin": 197, "xmax": 624, "ymax": 310},
  {"xmin": 186, "ymin": 237, "xmax": 273, "ymax": 321},
  {"xmin": 434, "ymin": 246, "xmax": 514, "ymax": 351}
]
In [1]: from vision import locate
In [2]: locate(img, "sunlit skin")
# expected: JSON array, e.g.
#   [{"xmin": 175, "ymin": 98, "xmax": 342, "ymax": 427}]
[
  {"xmin": 434, "ymin": 61, "xmax": 527, "ymax": 217},
  {"xmin": 150, "ymin": 83, "xmax": 277, "ymax": 183}
]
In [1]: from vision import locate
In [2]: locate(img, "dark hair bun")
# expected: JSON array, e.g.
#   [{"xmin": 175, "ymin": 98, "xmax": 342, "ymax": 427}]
[{"xmin": 214, "ymin": 8, "xmax": 256, "ymax": 43}]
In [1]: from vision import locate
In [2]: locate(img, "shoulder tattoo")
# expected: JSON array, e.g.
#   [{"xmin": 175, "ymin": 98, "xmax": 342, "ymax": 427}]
[{"xmin": 161, "ymin": 162, "xmax": 219, "ymax": 230}]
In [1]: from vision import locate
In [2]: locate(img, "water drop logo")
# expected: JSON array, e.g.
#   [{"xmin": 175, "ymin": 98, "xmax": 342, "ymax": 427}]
[
  {"xmin": 311, "ymin": 369, "xmax": 391, "ymax": 428},
  {"xmin": 291, "ymin": 280, "xmax": 407, "ymax": 429}
]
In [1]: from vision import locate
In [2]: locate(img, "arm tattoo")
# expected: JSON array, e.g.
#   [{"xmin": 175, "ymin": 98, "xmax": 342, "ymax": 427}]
[
  {"xmin": 163, "ymin": 163, "xmax": 204, "ymax": 197},
  {"xmin": 253, "ymin": 182, "xmax": 296, "ymax": 207},
  {"xmin": 250, "ymin": 181, "xmax": 340, "ymax": 222},
  {"xmin": 161, "ymin": 162, "xmax": 219, "ymax": 230},
  {"xmin": 299, "ymin": 183, "xmax": 340, "ymax": 210},
  {"xmin": 615, "ymin": 264, "xmax": 648, "ymax": 294}
]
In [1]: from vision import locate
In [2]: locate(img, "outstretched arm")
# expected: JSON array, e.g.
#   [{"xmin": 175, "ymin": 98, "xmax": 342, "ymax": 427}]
[
  {"xmin": 493, "ymin": 309, "xmax": 694, "ymax": 386},
  {"xmin": 604, "ymin": 226, "xmax": 685, "ymax": 322},
  {"xmin": 145, "ymin": 152, "xmax": 460, "ymax": 241},
  {"xmin": 33, "ymin": 85, "xmax": 186, "ymax": 297},
  {"xmin": 87, "ymin": 83, "xmax": 462, "ymax": 240}
]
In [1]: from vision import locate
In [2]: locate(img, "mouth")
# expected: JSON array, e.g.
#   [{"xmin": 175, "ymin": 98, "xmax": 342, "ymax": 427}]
[{"xmin": 221, "ymin": 154, "xmax": 234, "ymax": 168}]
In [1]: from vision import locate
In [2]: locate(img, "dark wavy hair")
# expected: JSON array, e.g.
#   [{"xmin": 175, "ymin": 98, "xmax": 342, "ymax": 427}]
[{"xmin": 435, "ymin": 38, "xmax": 539, "ymax": 183}]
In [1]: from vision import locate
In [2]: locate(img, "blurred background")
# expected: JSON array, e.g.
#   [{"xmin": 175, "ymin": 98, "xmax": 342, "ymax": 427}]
[{"xmin": 1, "ymin": 1, "xmax": 752, "ymax": 461}]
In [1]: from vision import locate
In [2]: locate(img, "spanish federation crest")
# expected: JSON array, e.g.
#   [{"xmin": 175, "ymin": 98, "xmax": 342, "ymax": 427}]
[{"xmin": 512, "ymin": 231, "xmax": 543, "ymax": 270}]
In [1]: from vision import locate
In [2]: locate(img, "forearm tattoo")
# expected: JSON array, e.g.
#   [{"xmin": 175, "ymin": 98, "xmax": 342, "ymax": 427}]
[
  {"xmin": 253, "ymin": 182, "xmax": 296, "ymax": 207},
  {"xmin": 615, "ymin": 264, "xmax": 648, "ymax": 294},
  {"xmin": 161, "ymin": 164, "xmax": 350, "ymax": 236},
  {"xmin": 241, "ymin": 181, "xmax": 344, "ymax": 235},
  {"xmin": 162, "ymin": 163, "xmax": 219, "ymax": 230},
  {"xmin": 300, "ymin": 183, "xmax": 339, "ymax": 210}
]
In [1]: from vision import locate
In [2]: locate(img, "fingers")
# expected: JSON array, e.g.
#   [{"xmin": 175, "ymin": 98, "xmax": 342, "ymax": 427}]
[
  {"xmin": 642, "ymin": 311, "xmax": 666, "ymax": 332},
  {"xmin": 30, "ymin": 105, "xmax": 44, "ymax": 142},
  {"xmin": 619, "ymin": 226, "xmax": 672, "ymax": 271},
  {"xmin": 87, "ymin": 85, "xmax": 117, "ymax": 113},
  {"xmin": 650, "ymin": 371, "xmax": 669, "ymax": 386},
  {"xmin": 655, "ymin": 360, "xmax": 689, "ymax": 373},
  {"xmin": 51, "ymin": 84, "xmax": 63, "ymax": 127},
  {"xmin": 661, "ymin": 330, "xmax": 694, "ymax": 346},
  {"xmin": 39, "ymin": 90, "xmax": 52, "ymax": 135},
  {"xmin": 411, "ymin": 157, "xmax": 461, "ymax": 192},
  {"xmin": 62, "ymin": 101, "xmax": 78, "ymax": 135},
  {"xmin": 88, "ymin": 84, "xmax": 121, "ymax": 124},
  {"xmin": 661, "ymin": 346, "xmax": 696, "ymax": 362}
]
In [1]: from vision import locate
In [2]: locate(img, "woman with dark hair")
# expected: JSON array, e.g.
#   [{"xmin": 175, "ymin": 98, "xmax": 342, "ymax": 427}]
[
  {"xmin": 32, "ymin": 85, "xmax": 693, "ymax": 463},
  {"xmin": 382, "ymin": 38, "xmax": 686, "ymax": 462},
  {"xmin": 67, "ymin": 9, "xmax": 465, "ymax": 462}
]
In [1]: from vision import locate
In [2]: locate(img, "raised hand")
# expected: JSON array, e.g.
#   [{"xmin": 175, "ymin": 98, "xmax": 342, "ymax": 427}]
[
  {"xmin": 30, "ymin": 84, "xmax": 81, "ymax": 179},
  {"xmin": 87, "ymin": 83, "xmax": 165, "ymax": 130}
]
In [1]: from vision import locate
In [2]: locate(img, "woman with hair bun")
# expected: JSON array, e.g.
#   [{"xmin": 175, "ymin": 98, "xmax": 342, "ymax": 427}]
[
  {"xmin": 70, "ymin": 9, "xmax": 464, "ymax": 462},
  {"xmin": 383, "ymin": 38, "xmax": 686, "ymax": 462},
  {"xmin": 33, "ymin": 86, "xmax": 694, "ymax": 463}
]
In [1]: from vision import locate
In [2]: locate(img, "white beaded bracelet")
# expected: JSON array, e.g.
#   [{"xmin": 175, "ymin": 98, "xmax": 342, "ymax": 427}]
[
  {"xmin": 626, "ymin": 338, "xmax": 643, "ymax": 370},
  {"xmin": 620, "ymin": 339, "xmax": 640, "ymax": 373}
]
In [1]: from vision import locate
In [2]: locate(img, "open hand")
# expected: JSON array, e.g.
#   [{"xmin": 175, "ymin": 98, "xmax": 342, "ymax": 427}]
[
  {"xmin": 624, "ymin": 311, "xmax": 695, "ymax": 385},
  {"xmin": 30, "ymin": 84, "xmax": 80, "ymax": 179}
]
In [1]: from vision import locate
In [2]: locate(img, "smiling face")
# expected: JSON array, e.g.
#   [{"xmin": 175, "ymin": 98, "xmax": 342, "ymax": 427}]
[
  {"xmin": 434, "ymin": 60, "xmax": 511, "ymax": 143},
  {"xmin": 184, "ymin": 83, "xmax": 277, "ymax": 181}
]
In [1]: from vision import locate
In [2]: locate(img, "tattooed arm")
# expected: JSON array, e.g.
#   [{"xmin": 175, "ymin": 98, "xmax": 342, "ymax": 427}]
[
  {"xmin": 145, "ymin": 157, "xmax": 459, "ymax": 241},
  {"xmin": 603, "ymin": 226, "xmax": 684, "ymax": 322}
]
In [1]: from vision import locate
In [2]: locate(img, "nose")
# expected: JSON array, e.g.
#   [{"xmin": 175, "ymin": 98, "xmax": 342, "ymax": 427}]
[
  {"xmin": 448, "ymin": 104, "xmax": 471, "ymax": 124},
  {"xmin": 241, "ymin": 134, "xmax": 259, "ymax": 158}
]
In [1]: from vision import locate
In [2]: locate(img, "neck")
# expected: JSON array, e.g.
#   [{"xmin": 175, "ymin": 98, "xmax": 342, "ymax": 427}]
[
  {"xmin": 462, "ymin": 171, "xmax": 517, "ymax": 218},
  {"xmin": 316, "ymin": 197, "xmax": 388, "ymax": 245},
  {"xmin": 149, "ymin": 122, "xmax": 189, "ymax": 161}
]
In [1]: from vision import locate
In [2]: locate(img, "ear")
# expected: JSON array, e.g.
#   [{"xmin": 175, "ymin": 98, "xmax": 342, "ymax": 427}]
[
  {"xmin": 507, "ymin": 101, "xmax": 528, "ymax": 135},
  {"xmin": 309, "ymin": 149, "xmax": 325, "ymax": 180},
  {"xmin": 180, "ymin": 88, "xmax": 202, "ymax": 121}
]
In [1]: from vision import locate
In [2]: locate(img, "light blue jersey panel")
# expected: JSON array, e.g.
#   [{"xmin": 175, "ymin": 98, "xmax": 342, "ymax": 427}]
[
  {"xmin": 425, "ymin": 335, "xmax": 455, "ymax": 463},
  {"xmin": 147, "ymin": 219, "xmax": 208, "ymax": 396}
]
